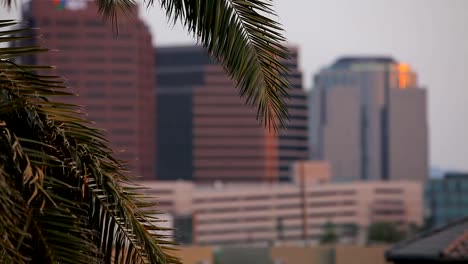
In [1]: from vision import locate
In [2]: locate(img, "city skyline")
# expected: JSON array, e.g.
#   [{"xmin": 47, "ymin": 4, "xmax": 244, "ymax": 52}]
[
  {"xmin": 2, "ymin": 1, "xmax": 467, "ymax": 262},
  {"xmin": 135, "ymin": 0, "xmax": 468, "ymax": 172},
  {"xmin": 2, "ymin": 0, "xmax": 466, "ymax": 171}
]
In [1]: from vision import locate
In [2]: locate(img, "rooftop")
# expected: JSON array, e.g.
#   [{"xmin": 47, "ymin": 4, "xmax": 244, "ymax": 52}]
[
  {"xmin": 386, "ymin": 217, "xmax": 468, "ymax": 262},
  {"xmin": 331, "ymin": 56, "xmax": 396, "ymax": 69}
]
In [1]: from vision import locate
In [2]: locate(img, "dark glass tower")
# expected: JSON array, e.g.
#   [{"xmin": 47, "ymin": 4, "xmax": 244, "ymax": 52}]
[{"xmin": 156, "ymin": 46, "xmax": 308, "ymax": 182}]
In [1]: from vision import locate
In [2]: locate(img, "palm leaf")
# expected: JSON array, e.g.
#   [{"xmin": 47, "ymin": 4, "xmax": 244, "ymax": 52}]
[
  {"xmin": 0, "ymin": 20, "xmax": 179, "ymax": 264},
  {"xmin": 92, "ymin": 0, "xmax": 290, "ymax": 130}
]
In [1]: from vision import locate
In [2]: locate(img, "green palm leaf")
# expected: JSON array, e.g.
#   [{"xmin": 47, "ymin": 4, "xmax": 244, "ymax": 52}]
[
  {"xmin": 0, "ymin": 20, "xmax": 179, "ymax": 264},
  {"xmin": 94, "ymin": 0, "xmax": 290, "ymax": 130}
]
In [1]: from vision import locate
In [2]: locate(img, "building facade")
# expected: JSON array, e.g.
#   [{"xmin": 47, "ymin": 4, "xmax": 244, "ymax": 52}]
[
  {"xmin": 425, "ymin": 172, "xmax": 468, "ymax": 227},
  {"xmin": 309, "ymin": 57, "xmax": 428, "ymax": 182},
  {"xmin": 142, "ymin": 180, "xmax": 423, "ymax": 246},
  {"xmin": 23, "ymin": 0, "xmax": 156, "ymax": 179},
  {"xmin": 155, "ymin": 46, "xmax": 307, "ymax": 183},
  {"xmin": 176, "ymin": 245, "xmax": 389, "ymax": 264}
]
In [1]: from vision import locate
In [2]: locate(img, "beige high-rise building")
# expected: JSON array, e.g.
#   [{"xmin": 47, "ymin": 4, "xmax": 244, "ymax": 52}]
[{"xmin": 309, "ymin": 57, "xmax": 428, "ymax": 182}]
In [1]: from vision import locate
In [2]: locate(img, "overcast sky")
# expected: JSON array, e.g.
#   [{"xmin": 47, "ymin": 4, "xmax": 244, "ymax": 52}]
[{"xmin": 2, "ymin": 0, "xmax": 468, "ymax": 171}]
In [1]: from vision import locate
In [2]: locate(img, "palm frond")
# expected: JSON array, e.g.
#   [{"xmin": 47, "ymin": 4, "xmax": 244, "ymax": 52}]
[
  {"xmin": 156, "ymin": 0, "xmax": 291, "ymax": 130},
  {"xmin": 92, "ymin": 0, "xmax": 290, "ymax": 129},
  {"xmin": 2, "ymin": 0, "xmax": 291, "ymax": 129},
  {"xmin": 0, "ymin": 20, "xmax": 179, "ymax": 264}
]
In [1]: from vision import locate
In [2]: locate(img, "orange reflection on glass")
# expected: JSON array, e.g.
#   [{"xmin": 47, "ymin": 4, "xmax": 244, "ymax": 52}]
[{"xmin": 398, "ymin": 63, "xmax": 410, "ymax": 89}]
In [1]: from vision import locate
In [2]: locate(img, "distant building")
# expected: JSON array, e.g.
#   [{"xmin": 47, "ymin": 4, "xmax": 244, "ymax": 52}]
[
  {"xmin": 309, "ymin": 57, "xmax": 428, "ymax": 182},
  {"xmin": 291, "ymin": 160, "xmax": 331, "ymax": 185},
  {"xmin": 425, "ymin": 172, "xmax": 468, "ymax": 227},
  {"xmin": 142, "ymin": 180, "xmax": 423, "ymax": 246},
  {"xmin": 176, "ymin": 245, "xmax": 389, "ymax": 264},
  {"xmin": 271, "ymin": 245, "xmax": 389, "ymax": 264},
  {"xmin": 155, "ymin": 46, "xmax": 307, "ymax": 183},
  {"xmin": 23, "ymin": 0, "xmax": 156, "ymax": 179}
]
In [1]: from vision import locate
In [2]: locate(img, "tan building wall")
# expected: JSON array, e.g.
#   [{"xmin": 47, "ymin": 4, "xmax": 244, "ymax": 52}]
[
  {"xmin": 291, "ymin": 161, "xmax": 331, "ymax": 185},
  {"xmin": 271, "ymin": 246, "xmax": 320, "ymax": 264},
  {"xmin": 322, "ymin": 86, "xmax": 362, "ymax": 181},
  {"xmin": 389, "ymin": 88, "xmax": 428, "ymax": 181},
  {"xmin": 334, "ymin": 246, "xmax": 390, "ymax": 264},
  {"xmin": 272, "ymin": 245, "xmax": 390, "ymax": 264},
  {"xmin": 141, "ymin": 180, "xmax": 423, "ymax": 246},
  {"xmin": 176, "ymin": 245, "xmax": 389, "ymax": 264},
  {"xmin": 140, "ymin": 180, "xmax": 194, "ymax": 215},
  {"xmin": 177, "ymin": 246, "xmax": 213, "ymax": 264}
]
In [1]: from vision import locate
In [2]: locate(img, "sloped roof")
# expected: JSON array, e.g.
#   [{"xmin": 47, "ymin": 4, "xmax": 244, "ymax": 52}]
[{"xmin": 386, "ymin": 217, "xmax": 468, "ymax": 262}]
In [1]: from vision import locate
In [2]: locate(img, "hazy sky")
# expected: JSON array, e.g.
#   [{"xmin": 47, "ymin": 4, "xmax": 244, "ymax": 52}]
[{"xmin": 2, "ymin": 0, "xmax": 468, "ymax": 171}]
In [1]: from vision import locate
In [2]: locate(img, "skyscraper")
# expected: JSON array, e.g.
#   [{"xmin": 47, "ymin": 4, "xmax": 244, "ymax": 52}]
[
  {"xmin": 156, "ymin": 46, "xmax": 307, "ymax": 183},
  {"xmin": 309, "ymin": 57, "xmax": 428, "ymax": 182},
  {"xmin": 23, "ymin": 0, "xmax": 156, "ymax": 179}
]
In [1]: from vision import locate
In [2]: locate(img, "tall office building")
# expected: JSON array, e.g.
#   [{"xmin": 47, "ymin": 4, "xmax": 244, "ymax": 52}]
[
  {"xmin": 156, "ymin": 46, "xmax": 307, "ymax": 183},
  {"xmin": 309, "ymin": 57, "xmax": 427, "ymax": 182},
  {"xmin": 23, "ymin": 0, "xmax": 156, "ymax": 179}
]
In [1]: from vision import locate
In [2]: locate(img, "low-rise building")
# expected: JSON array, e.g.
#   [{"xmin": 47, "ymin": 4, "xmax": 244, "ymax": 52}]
[
  {"xmin": 176, "ymin": 245, "xmax": 390, "ymax": 264},
  {"xmin": 141, "ymin": 180, "xmax": 423, "ymax": 246},
  {"xmin": 425, "ymin": 172, "xmax": 468, "ymax": 227}
]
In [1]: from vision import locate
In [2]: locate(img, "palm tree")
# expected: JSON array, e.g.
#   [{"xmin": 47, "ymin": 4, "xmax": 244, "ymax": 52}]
[
  {"xmin": 0, "ymin": 20, "xmax": 179, "ymax": 263},
  {"xmin": 0, "ymin": 0, "xmax": 290, "ymax": 263}
]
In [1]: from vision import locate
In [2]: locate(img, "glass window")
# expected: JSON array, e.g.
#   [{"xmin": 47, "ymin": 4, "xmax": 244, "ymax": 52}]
[
  {"xmin": 86, "ymin": 32, "xmax": 104, "ymax": 38},
  {"xmin": 86, "ymin": 92, "xmax": 106, "ymax": 98},
  {"xmin": 448, "ymin": 181, "xmax": 458, "ymax": 191},
  {"xmin": 112, "ymin": 129, "xmax": 134, "ymax": 135},
  {"xmin": 85, "ymin": 20, "xmax": 105, "ymax": 27},
  {"xmin": 86, "ymin": 105, "xmax": 105, "ymax": 111},
  {"xmin": 112, "ymin": 105, "xmax": 133, "ymax": 111},
  {"xmin": 112, "ymin": 81, "xmax": 133, "ymax": 88},
  {"xmin": 57, "ymin": 32, "xmax": 78, "ymax": 39},
  {"xmin": 57, "ymin": 20, "xmax": 78, "ymax": 26},
  {"xmin": 112, "ymin": 69, "xmax": 134, "ymax": 75},
  {"xmin": 462, "ymin": 195, "xmax": 468, "ymax": 203},
  {"xmin": 112, "ymin": 57, "xmax": 133, "ymax": 63},
  {"xmin": 85, "ymin": 57, "xmax": 106, "ymax": 63},
  {"xmin": 436, "ymin": 195, "xmax": 446, "ymax": 205},
  {"xmin": 86, "ymin": 81, "xmax": 106, "ymax": 87},
  {"xmin": 461, "ymin": 181, "xmax": 468, "ymax": 191},
  {"xmin": 56, "ymin": 57, "xmax": 70, "ymax": 63},
  {"xmin": 86, "ymin": 46, "xmax": 106, "ymax": 51},
  {"xmin": 432, "ymin": 182, "xmax": 442, "ymax": 192},
  {"xmin": 85, "ymin": 69, "xmax": 107, "ymax": 75}
]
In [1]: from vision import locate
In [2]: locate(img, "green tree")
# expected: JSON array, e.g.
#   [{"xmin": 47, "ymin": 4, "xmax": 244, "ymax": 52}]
[
  {"xmin": 320, "ymin": 221, "xmax": 338, "ymax": 244},
  {"xmin": 342, "ymin": 223, "xmax": 359, "ymax": 237},
  {"xmin": 367, "ymin": 222, "xmax": 405, "ymax": 244},
  {"xmin": 0, "ymin": 0, "xmax": 290, "ymax": 263}
]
